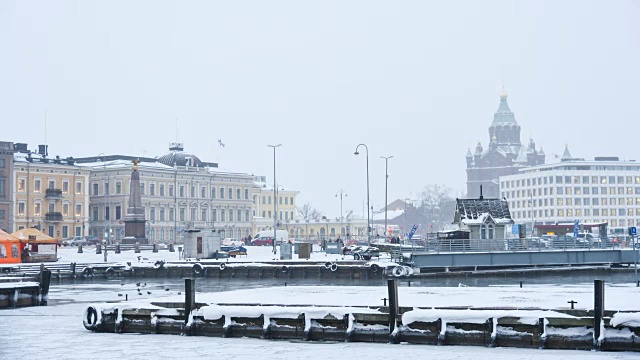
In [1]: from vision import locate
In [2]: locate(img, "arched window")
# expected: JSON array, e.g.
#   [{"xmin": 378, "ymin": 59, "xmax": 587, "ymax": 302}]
[
  {"xmin": 487, "ymin": 224, "xmax": 494, "ymax": 239},
  {"xmin": 480, "ymin": 227, "xmax": 486, "ymax": 239},
  {"xmin": 0, "ymin": 244, "xmax": 6, "ymax": 258}
]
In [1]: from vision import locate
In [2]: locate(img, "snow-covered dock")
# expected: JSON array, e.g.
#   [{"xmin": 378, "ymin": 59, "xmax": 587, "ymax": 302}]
[{"xmin": 82, "ymin": 280, "xmax": 640, "ymax": 352}]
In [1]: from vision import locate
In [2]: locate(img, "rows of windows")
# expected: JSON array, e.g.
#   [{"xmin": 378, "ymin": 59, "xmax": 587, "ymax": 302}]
[
  {"xmin": 513, "ymin": 208, "xmax": 640, "ymax": 219},
  {"xmin": 89, "ymin": 179, "xmax": 253, "ymax": 202},
  {"xmin": 18, "ymin": 178, "xmax": 84, "ymax": 194},
  {"xmin": 507, "ymin": 197, "xmax": 640, "ymax": 209},
  {"xmin": 259, "ymin": 195, "xmax": 295, "ymax": 206},
  {"xmin": 502, "ymin": 175, "xmax": 640, "ymax": 189},
  {"xmin": 16, "ymin": 202, "xmax": 83, "ymax": 217},
  {"xmin": 260, "ymin": 210, "xmax": 296, "ymax": 221},
  {"xmin": 502, "ymin": 186, "xmax": 640, "ymax": 199}
]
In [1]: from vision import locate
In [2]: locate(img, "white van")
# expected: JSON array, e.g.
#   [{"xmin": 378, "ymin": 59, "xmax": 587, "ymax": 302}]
[{"xmin": 253, "ymin": 230, "xmax": 289, "ymax": 246}]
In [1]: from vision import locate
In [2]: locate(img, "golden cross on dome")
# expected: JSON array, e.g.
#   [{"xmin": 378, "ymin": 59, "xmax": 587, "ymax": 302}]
[{"xmin": 132, "ymin": 158, "xmax": 141, "ymax": 171}]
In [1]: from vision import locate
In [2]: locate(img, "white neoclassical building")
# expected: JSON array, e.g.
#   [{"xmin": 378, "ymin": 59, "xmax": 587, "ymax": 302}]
[
  {"xmin": 500, "ymin": 152, "xmax": 640, "ymax": 232},
  {"xmin": 76, "ymin": 144, "xmax": 255, "ymax": 244}
]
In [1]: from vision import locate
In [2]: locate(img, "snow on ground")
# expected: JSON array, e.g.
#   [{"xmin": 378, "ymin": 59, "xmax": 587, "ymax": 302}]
[
  {"xmin": 147, "ymin": 283, "xmax": 640, "ymax": 311},
  {"xmin": 48, "ymin": 245, "xmax": 378, "ymax": 266},
  {"xmin": 1, "ymin": 282, "xmax": 640, "ymax": 360},
  {"xmin": 1, "ymin": 303, "xmax": 635, "ymax": 360}
]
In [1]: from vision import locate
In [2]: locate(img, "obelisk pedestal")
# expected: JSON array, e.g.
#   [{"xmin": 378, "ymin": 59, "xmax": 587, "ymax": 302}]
[{"xmin": 122, "ymin": 159, "xmax": 148, "ymax": 244}]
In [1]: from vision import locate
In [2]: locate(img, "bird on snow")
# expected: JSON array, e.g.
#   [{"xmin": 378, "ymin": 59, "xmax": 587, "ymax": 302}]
[
  {"xmin": 117, "ymin": 294, "xmax": 123, "ymax": 297},
  {"xmin": 135, "ymin": 282, "xmax": 141, "ymax": 287},
  {"xmin": 165, "ymin": 288, "xmax": 170, "ymax": 291},
  {"xmin": 458, "ymin": 283, "xmax": 469, "ymax": 287},
  {"xmin": 147, "ymin": 291, "xmax": 151, "ymax": 295}
]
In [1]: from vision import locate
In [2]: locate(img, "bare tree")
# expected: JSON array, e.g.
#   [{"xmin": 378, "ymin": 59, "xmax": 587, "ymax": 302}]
[
  {"xmin": 297, "ymin": 202, "xmax": 324, "ymax": 221},
  {"xmin": 418, "ymin": 184, "xmax": 456, "ymax": 232},
  {"xmin": 310, "ymin": 208, "xmax": 324, "ymax": 220},
  {"xmin": 297, "ymin": 203, "xmax": 312, "ymax": 221}
]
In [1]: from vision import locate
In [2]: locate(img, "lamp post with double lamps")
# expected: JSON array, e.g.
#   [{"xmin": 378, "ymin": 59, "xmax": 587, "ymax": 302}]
[
  {"xmin": 267, "ymin": 144, "xmax": 281, "ymax": 254},
  {"xmin": 354, "ymin": 144, "xmax": 370, "ymax": 244},
  {"xmin": 97, "ymin": 153, "xmax": 110, "ymax": 262},
  {"xmin": 335, "ymin": 190, "xmax": 347, "ymax": 241},
  {"xmin": 380, "ymin": 155, "xmax": 393, "ymax": 241}
]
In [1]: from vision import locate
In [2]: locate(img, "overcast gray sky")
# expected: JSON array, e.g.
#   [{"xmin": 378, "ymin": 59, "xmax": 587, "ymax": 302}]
[{"xmin": 1, "ymin": 1, "xmax": 639, "ymax": 217}]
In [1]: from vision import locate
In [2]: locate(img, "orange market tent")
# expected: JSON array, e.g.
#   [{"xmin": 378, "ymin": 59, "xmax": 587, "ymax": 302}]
[
  {"xmin": 0, "ymin": 229, "xmax": 21, "ymax": 264},
  {"xmin": 10, "ymin": 228, "xmax": 59, "ymax": 263},
  {"xmin": 11, "ymin": 228, "xmax": 57, "ymax": 241}
]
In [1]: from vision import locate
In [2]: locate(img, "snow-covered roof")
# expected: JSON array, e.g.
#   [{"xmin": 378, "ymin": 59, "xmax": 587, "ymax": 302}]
[
  {"xmin": 76, "ymin": 159, "xmax": 174, "ymax": 170},
  {"xmin": 456, "ymin": 198, "xmax": 513, "ymax": 225}
]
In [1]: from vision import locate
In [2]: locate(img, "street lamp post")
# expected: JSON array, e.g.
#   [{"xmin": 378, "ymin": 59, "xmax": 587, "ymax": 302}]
[
  {"xmin": 381, "ymin": 155, "xmax": 393, "ymax": 241},
  {"xmin": 335, "ymin": 190, "xmax": 347, "ymax": 240},
  {"xmin": 354, "ymin": 144, "xmax": 370, "ymax": 244},
  {"xmin": 268, "ymin": 144, "xmax": 281, "ymax": 254},
  {"xmin": 529, "ymin": 190, "xmax": 534, "ymax": 239},
  {"xmin": 98, "ymin": 153, "xmax": 111, "ymax": 245}
]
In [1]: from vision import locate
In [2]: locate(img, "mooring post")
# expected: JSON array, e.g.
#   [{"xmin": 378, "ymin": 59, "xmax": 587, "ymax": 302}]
[
  {"xmin": 593, "ymin": 279, "xmax": 604, "ymax": 350},
  {"xmin": 77, "ymin": 244, "xmax": 83, "ymax": 253},
  {"xmin": 387, "ymin": 279, "xmax": 399, "ymax": 343},
  {"xmin": 169, "ymin": 244, "xmax": 175, "ymax": 252},
  {"xmin": 115, "ymin": 243, "xmax": 121, "ymax": 254},
  {"xmin": 153, "ymin": 243, "xmax": 158, "ymax": 253},
  {"xmin": 39, "ymin": 269, "xmax": 51, "ymax": 306},
  {"xmin": 96, "ymin": 244, "xmax": 102, "ymax": 254},
  {"xmin": 70, "ymin": 262, "xmax": 76, "ymax": 277},
  {"xmin": 184, "ymin": 278, "xmax": 196, "ymax": 326},
  {"xmin": 134, "ymin": 242, "xmax": 141, "ymax": 253},
  {"xmin": 520, "ymin": 281, "xmax": 523, "ymax": 288}
]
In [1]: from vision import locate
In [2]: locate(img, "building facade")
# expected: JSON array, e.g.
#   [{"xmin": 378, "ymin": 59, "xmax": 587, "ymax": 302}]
[
  {"xmin": 251, "ymin": 176, "xmax": 299, "ymax": 235},
  {"xmin": 76, "ymin": 144, "xmax": 255, "ymax": 244},
  {"xmin": 12, "ymin": 144, "xmax": 91, "ymax": 238},
  {"xmin": 0, "ymin": 142, "xmax": 14, "ymax": 232},
  {"xmin": 466, "ymin": 90, "xmax": 545, "ymax": 198},
  {"xmin": 500, "ymin": 155, "xmax": 640, "ymax": 231}
]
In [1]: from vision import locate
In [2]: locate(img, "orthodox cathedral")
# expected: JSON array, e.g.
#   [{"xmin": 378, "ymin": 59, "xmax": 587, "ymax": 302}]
[{"xmin": 465, "ymin": 89, "xmax": 545, "ymax": 198}]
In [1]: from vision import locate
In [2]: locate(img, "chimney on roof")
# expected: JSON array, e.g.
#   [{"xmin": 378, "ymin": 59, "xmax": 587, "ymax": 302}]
[
  {"xmin": 479, "ymin": 185, "xmax": 484, "ymax": 200},
  {"xmin": 13, "ymin": 143, "xmax": 28, "ymax": 153},
  {"xmin": 38, "ymin": 144, "xmax": 48, "ymax": 157}
]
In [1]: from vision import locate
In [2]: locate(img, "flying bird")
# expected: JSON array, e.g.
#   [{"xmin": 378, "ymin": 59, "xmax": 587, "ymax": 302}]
[{"xmin": 218, "ymin": 139, "xmax": 225, "ymax": 148}]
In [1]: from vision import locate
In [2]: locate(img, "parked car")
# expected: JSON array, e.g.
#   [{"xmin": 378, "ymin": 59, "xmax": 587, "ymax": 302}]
[
  {"xmin": 85, "ymin": 236, "xmax": 100, "ymax": 245},
  {"xmin": 549, "ymin": 235, "xmax": 590, "ymax": 249},
  {"xmin": 222, "ymin": 238, "xmax": 244, "ymax": 247},
  {"xmin": 62, "ymin": 236, "xmax": 87, "ymax": 246},
  {"xmin": 346, "ymin": 245, "xmax": 380, "ymax": 261},
  {"xmin": 251, "ymin": 237, "xmax": 273, "ymax": 246}
]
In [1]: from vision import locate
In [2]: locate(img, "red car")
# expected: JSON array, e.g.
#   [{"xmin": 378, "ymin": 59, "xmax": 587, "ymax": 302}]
[{"xmin": 250, "ymin": 237, "xmax": 273, "ymax": 246}]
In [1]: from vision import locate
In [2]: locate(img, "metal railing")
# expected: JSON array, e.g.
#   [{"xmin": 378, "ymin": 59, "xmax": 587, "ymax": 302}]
[{"xmin": 405, "ymin": 236, "xmax": 628, "ymax": 253}]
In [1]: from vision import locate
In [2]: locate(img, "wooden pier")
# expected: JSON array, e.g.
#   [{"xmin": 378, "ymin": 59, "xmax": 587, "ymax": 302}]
[
  {"xmin": 0, "ymin": 266, "xmax": 51, "ymax": 309},
  {"xmin": 82, "ymin": 279, "xmax": 640, "ymax": 352}
]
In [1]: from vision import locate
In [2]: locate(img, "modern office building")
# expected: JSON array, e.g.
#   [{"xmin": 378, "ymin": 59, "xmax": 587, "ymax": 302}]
[{"xmin": 500, "ymin": 154, "xmax": 640, "ymax": 231}]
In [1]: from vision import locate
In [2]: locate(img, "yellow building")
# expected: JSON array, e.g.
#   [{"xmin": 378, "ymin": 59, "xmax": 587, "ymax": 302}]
[
  {"xmin": 12, "ymin": 145, "xmax": 91, "ymax": 239},
  {"xmin": 283, "ymin": 217, "xmax": 368, "ymax": 242},
  {"xmin": 251, "ymin": 176, "xmax": 299, "ymax": 236}
]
